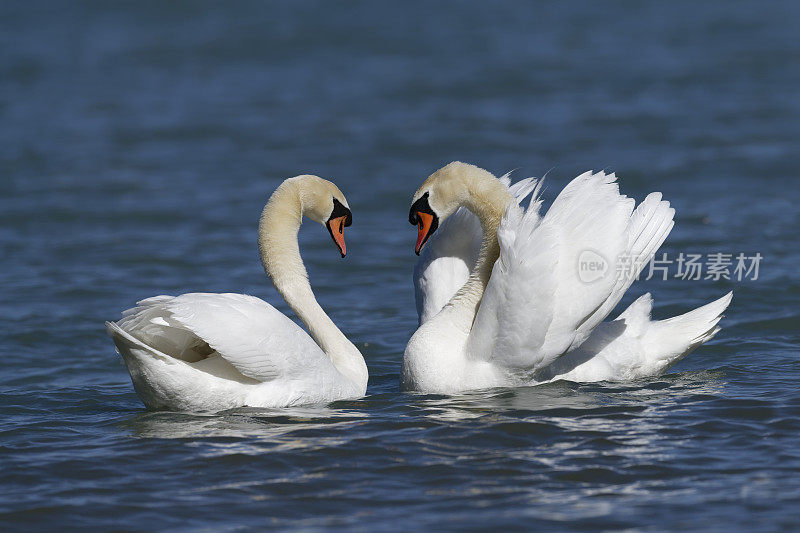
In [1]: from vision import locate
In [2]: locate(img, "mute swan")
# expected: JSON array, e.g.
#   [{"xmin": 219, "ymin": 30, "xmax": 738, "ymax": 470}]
[
  {"xmin": 106, "ymin": 175, "xmax": 368, "ymax": 411},
  {"xmin": 403, "ymin": 162, "xmax": 732, "ymax": 393}
]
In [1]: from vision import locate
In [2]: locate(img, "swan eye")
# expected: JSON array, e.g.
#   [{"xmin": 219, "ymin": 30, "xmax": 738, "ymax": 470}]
[
  {"xmin": 329, "ymin": 198, "xmax": 352, "ymax": 226},
  {"xmin": 409, "ymin": 192, "xmax": 433, "ymax": 225}
]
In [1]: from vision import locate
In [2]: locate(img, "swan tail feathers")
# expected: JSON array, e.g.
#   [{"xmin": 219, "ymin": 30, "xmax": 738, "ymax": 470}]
[
  {"xmin": 114, "ymin": 294, "xmax": 214, "ymax": 363},
  {"xmin": 106, "ymin": 320, "xmax": 135, "ymax": 355},
  {"xmin": 615, "ymin": 292, "xmax": 654, "ymax": 336},
  {"xmin": 106, "ymin": 320, "xmax": 183, "ymax": 365},
  {"xmin": 643, "ymin": 291, "xmax": 733, "ymax": 372},
  {"xmin": 538, "ymin": 292, "xmax": 731, "ymax": 383}
]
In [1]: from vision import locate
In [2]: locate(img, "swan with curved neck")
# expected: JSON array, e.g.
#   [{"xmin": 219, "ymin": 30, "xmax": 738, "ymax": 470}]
[
  {"xmin": 409, "ymin": 163, "xmax": 513, "ymax": 333},
  {"xmin": 404, "ymin": 161, "xmax": 732, "ymax": 393},
  {"xmin": 106, "ymin": 175, "xmax": 368, "ymax": 411}
]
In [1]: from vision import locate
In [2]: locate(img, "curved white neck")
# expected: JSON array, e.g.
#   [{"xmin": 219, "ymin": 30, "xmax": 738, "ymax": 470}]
[
  {"xmin": 257, "ymin": 181, "xmax": 367, "ymax": 389},
  {"xmin": 442, "ymin": 172, "xmax": 514, "ymax": 333}
]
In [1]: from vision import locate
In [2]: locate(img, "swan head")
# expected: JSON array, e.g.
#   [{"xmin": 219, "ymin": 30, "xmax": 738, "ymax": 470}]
[
  {"xmin": 409, "ymin": 162, "xmax": 495, "ymax": 255},
  {"xmin": 292, "ymin": 175, "xmax": 353, "ymax": 257}
]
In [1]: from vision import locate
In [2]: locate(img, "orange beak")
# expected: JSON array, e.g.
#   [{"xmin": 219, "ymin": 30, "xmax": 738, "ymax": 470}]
[
  {"xmin": 326, "ymin": 215, "xmax": 348, "ymax": 257},
  {"xmin": 414, "ymin": 211, "xmax": 435, "ymax": 255}
]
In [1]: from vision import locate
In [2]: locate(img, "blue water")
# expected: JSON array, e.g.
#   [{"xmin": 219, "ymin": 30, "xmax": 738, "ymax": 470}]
[{"xmin": 2, "ymin": 1, "xmax": 800, "ymax": 530}]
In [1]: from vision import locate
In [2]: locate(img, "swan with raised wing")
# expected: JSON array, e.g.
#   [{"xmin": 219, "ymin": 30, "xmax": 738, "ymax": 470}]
[
  {"xmin": 106, "ymin": 175, "xmax": 368, "ymax": 411},
  {"xmin": 404, "ymin": 162, "xmax": 731, "ymax": 393}
]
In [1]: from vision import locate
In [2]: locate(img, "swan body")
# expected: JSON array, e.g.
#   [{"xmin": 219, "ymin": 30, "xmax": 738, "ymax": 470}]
[
  {"xmin": 403, "ymin": 162, "xmax": 732, "ymax": 393},
  {"xmin": 107, "ymin": 175, "xmax": 368, "ymax": 411}
]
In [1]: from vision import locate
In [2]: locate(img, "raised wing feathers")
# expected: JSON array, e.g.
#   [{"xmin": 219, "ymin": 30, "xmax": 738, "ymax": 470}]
[
  {"xmin": 569, "ymin": 192, "xmax": 674, "ymax": 351},
  {"xmin": 468, "ymin": 171, "xmax": 675, "ymax": 375}
]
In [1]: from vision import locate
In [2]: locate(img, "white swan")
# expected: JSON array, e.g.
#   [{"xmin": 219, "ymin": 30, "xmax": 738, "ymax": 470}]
[
  {"xmin": 403, "ymin": 162, "xmax": 732, "ymax": 393},
  {"xmin": 106, "ymin": 175, "xmax": 368, "ymax": 411}
]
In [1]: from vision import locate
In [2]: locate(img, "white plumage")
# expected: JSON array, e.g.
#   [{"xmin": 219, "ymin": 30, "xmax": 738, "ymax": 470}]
[
  {"xmin": 404, "ymin": 162, "xmax": 731, "ymax": 393},
  {"xmin": 413, "ymin": 174, "xmax": 539, "ymax": 324},
  {"xmin": 106, "ymin": 294, "xmax": 354, "ymax": 410},
  {"xmin": 106, "ymin": 176, "xmax": 368, "ymax": 411}
]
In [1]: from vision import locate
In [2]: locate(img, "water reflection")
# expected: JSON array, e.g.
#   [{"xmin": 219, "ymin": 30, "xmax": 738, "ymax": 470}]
[
  {"xmin": 120, "ymin": 405, "xmax": 371, "ymax": 453},
  {"xmin": 402, "ymin": 370, "xmax": 729, "ymax": 472},
  {"xmin": 413, "ymin": 369, "xmax": 726, "ymax": 423},
  {"xmin": 117, "ymin": 370, "xmax": 727, "ymax": 467}
]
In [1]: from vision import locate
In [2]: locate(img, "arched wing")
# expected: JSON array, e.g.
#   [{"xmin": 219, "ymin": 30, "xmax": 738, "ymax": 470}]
[
  {"xmin": 467, "ymin": 171, "xmax": 675, "ymax": 375},
  {"xmin": 118, "ymin": 293, "xmax": 334, "ymax": 382}
]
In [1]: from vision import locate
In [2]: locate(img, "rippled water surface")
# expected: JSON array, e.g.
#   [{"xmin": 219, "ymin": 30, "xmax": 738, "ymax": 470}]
[{"xmin": 2, "ymin": 1, "xmax": 800, "ymax": 530}]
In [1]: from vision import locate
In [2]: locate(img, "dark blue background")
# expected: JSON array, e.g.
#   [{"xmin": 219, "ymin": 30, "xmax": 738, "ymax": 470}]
[{"xmin": 2, "ymin": 1, "xmax": 799, "ymax": 530}]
